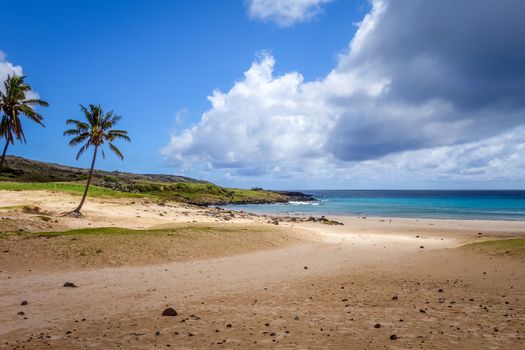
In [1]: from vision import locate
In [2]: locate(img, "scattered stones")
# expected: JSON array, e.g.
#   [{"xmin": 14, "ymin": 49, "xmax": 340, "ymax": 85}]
[
  {"xmin": 306, "ymin": 216, "xmax": 344, "ymax": 225},
  {"xmin": 162, "ymin": 308, "xmax": 178, "ymax": 316},
  {"xmin": 63, "ymin": 282, "xmax": 77, "ymax": 288}
]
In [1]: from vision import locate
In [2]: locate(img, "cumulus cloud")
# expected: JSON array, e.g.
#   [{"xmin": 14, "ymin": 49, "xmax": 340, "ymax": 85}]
[
  {"xmin": 0, "ymin": 51, "xmax": 40, "ymax": 102},
  {"xmin": 247, "ymin": 0, "xmax": 333, "ymax": 27},
  {"xmin": 163, "ymin": 0, "xmax": 525, "ymax": 186},
  {"xmin": 0, "ymin": 51, "xmax": 23, "ymax": 87}
]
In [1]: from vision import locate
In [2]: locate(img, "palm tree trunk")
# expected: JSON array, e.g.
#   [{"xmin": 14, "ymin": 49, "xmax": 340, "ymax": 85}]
[
  {"xmin": 0, "ymin": 140, "xmax": 9, "ymax": 172},
  {"xmin": 73, "ymin": 146, "xmax": 98, "ymax": 213}
]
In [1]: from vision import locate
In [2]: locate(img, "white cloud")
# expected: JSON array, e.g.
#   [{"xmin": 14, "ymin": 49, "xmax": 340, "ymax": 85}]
[
  {"xmin": 163, "ymin": 0, "xmax": 525, "ymax": 188},
  {"xmin": 0, "ymin": 51, "xmax": 23, "ymax": 88},
  {"xmin": 248, "ymin": 0, "xmax": 333, "ymax": 27},
  {"xmin": 0, "ymin": 51, "xmax": 40, "ymax": 101}
]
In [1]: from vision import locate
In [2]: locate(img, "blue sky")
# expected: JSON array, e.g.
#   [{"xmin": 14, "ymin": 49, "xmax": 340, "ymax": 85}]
[
  {"xmin": 1, "ymin": 0, "xmax": 365, "ymax": 171},
  {"xmin": 1, "ymin": 0, "xmax": 525, "ymax": 189}
]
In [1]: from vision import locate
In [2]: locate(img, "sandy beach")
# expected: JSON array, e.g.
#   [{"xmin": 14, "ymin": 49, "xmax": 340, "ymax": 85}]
[{"xmin": 1, "ymin": 190, "xmax": 524, "ymax": 349}]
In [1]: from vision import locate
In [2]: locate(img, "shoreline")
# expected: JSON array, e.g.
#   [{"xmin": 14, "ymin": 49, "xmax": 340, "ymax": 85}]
[{"xmin": 219, "ymin": 203, "xmax": 525, "ymax": 222}]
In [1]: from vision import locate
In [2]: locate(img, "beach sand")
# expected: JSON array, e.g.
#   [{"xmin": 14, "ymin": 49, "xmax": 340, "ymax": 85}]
[{"xmin": 0, "ymin": 190, "xmax": 524, "ymax": 349}]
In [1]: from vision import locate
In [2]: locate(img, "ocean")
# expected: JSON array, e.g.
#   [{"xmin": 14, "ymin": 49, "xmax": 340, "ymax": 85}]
[{"xmin": 223, "ymin": 190, "xmax": 525, "ymax": 221}]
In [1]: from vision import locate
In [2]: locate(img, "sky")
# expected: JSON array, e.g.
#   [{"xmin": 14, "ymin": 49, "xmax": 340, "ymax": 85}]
[{"xmin": 1, "ymin": 0, "xmax": 525, "ymax": 190}]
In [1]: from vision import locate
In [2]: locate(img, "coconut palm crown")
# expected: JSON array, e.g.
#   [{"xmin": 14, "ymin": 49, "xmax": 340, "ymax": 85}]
[
  {"xmin": 0, "ymin": 74, "xmax": 48, "ymax": 170},
  {"xmin": 64, "ymin": 104, "xmax": 130, "ymax": 213}
]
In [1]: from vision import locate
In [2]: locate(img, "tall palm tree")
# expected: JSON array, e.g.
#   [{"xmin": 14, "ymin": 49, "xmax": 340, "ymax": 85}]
[
  {"xmin": 0, "ymin": 75, "xmax": 48, "ymax": 170},
  {"xmin": 64, "ymin": 104, "xmax": 130, "ymax": 214}
]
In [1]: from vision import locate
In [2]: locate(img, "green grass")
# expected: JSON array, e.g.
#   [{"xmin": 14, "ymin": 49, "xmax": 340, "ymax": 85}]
[
  {"xmin": 0, "ymin": 225, "xmax": 269, "ymax": 238},
  {"xmin": 0, "ymin": 180, "xmax": 287, "ymax": 205},
  {"xmin": 463, "ymin": 238, "xmax": 525, "ymax": 256},
  {"xmin": 134, "ymin": 182, "xmax": 286, "ymax": 204},
  {"xmin": 0, "ymin": 181, "xmax": 142, "ymax": 198},
  {"xmin": 0, "ymin": 205, "xmax": 27, "ymax": 210}
]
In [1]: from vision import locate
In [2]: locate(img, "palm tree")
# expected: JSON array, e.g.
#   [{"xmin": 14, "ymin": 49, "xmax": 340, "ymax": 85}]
[
  {"xmin": 64, "ymin": 104, "xmax": 130, "ymax": 214},
  {"xmin": 0, "ymin": 75, "xmax": 48, "ymax": 170}
]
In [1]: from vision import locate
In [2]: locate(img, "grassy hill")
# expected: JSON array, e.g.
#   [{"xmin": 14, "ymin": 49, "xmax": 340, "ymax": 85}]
[{"xmin": 0, "ymin": 156, "xmax": 312, "ymax": 205}]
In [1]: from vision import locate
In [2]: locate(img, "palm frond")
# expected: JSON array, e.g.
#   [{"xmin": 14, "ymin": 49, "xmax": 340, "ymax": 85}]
[
  {"xmin": 75, "ymin": 143, "xmax": 90, "ymax": 160},
  {"xmin": 66, "ymin": 119, "xmax": 89, "ymax": 130},
  {"xmin": 107, "ymin": 130, "xmax": 131, "ymax": 142},
  {"xmin": 108, "ymin": 142, "xmax": 124, "ymax": 160},
  {"xmin": 65, "ymin": 104, "xmax": 129, "ymax": 162},
  {"xmin": 18, "ymin": 105, "xmax": 44, "ymax": 126},
  {"xmin": 68, "ymin": 133, "xmax": 90, "ymax": 146},
  {"xmin": 63, "ymin": 128, "xmax": 82, "ymax": 136},
  {"xmin": 0, "ymin": 74, "xmax": 48, "ymax": 144},
  {"xmin": 23, "ymin": 99, "xmax": 49, "ymax": 107}
]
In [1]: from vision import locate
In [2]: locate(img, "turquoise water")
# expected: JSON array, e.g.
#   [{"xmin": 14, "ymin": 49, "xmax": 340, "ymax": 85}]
[{"xmin": 223, "ymin": 190, "xmax": 525, "ymax": 221}]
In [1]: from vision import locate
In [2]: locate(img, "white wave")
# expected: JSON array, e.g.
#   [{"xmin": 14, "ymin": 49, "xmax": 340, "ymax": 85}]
[{"xmin": 288, "ymin": 201, "xmax": 319, "ymax": 206}]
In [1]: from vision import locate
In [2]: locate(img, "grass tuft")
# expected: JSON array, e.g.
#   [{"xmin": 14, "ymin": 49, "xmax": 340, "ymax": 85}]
[
  {"xmin": 0, "ymin": 182, "xmax": 142, "ymax": 199},
  {"xmin": 463, "ymin": 238, "xmax": 525, "ymax": 256}
]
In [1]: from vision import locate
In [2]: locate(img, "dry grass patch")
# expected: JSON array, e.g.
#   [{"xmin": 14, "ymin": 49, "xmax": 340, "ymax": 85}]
[{"xmin": 0, "ymin": 224, "xmax": 302, "ymax": 272}]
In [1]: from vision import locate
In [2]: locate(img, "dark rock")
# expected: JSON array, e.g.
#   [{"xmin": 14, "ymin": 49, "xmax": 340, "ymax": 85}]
[
  {"xmin": 155, "ymin": 331, "xmax": 160, "ymax": 336},
  {"xmin": 392, "ymin": 295, "xmax": 398, "ymax": 300},
  {"xmin": 63, "ymin": 282, "xmax": 77, "ymax": 288},
  {"xmin": 374, "ymin": 324, "xmax": 381, "ymax": 328},
  {"xmin": 21, "ymin": 300, "xmax": 28, "ymax": 306},
  {"xmin": 304, "ymin": 266, "xmax": 308, "ymax": 270},
  {"xmin": 419, "ymin": 246, "xmax": 424, "ymax": 249},
  {"xmin": 390, "ymin": 334, "xmax": 397, "ymax": 340},
  {"xmin": 162, "ymin": 308, "xmax": 177, "ymax": 316},
  {"xmin": 438, "ymin": 289, "xmax": 444, "ymax": 293},
  {"xmin": 226, "ymin": 324, "xmax": 232, "ymax": 328},
  {"xmin": 420, "ymin": 309, "xmax": 426, "ymax": 313},
  {"xmin": 17, "ymin": 311, "xmax": 25, "ymax": 316}
]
